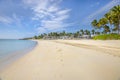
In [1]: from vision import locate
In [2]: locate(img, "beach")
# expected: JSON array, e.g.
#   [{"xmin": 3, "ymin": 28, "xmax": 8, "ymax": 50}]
[{"xmin": 0, "ymin": 40, "xmax": 120, "ymax": 80}]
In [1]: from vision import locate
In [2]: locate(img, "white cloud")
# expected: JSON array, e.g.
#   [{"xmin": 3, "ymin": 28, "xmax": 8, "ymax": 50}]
[
  {"xmin": 48, "ymin": 5, "xmax": 59, "ymax": 12},
  {"xmin": 23, "ymin": 0, "xmax": 71, "ymax": 33},
  {"xmin": 84, "ymin": 0, "xmax": 120, "ymax": 25},
  {"xmin": 0, "ymin": 16, "xmax": 13, "ymax": 24},
  {"xmin": 56, "ymin": 9, "xmax": 70, "ymax": 16}
]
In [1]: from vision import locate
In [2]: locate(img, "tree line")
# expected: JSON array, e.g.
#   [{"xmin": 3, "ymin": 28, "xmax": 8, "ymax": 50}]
[
  {"xmin": 34, "ymin": 29, "xmax": 97, "ymax": 39},
  {"xmin": 91, "ymin": 5, "xmax": 120, "ymax": 34}
]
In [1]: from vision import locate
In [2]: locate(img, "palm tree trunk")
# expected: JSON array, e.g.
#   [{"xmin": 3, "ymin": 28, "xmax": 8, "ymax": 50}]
[
  {"xmin": 110, "ymin": 24, "xmax": 113, "ymax": 34},
  {"xmin": 118, "ymin": 26, "xmax": 120, "ymax": 34},
  {"xmin": 118, "ymin": 15, "xmax": 120, "ymax": 34}
]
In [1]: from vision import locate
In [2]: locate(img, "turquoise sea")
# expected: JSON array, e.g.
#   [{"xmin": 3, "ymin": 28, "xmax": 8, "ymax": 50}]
[{"xmin": 0, "ymin": 39, "xmax": 37, "ymax": 70}]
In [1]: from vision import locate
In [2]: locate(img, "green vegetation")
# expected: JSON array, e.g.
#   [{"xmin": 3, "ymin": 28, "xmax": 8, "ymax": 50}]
[
  {"xmin": 21, "ymin": 37, "xmax": 33, "ymax": 40},
  {"xmin": 91, "ymin": 5, "xmax": 120, "ymax": 40},
  {"xmin": 93, "ymin": 34, "xmax": 120, "ymax": 40},
  {"xmin": 33, "ymin": 30, "xmax": 93, "ymax": 39},
  {"xmin": 31, "ymin": 5, "xmax": 120, "ymax": 40}
]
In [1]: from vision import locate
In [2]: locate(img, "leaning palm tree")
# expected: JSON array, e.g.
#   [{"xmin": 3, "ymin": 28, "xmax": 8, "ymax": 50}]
[
  {"xmin": 91, "ymin": 19, "xmax": 98, "ymax": 29},
  {"xmin": 99, "ymin": 18, "xmax": 109, "ymax": 33},
  {"xmin": 104, "ymin": 12, "xmax": 113, "ymax": 33},
  {"xmin": 91, "ymin": 19, "xmax": 102, "ymax": 33},
  {"xmin": 103, "ymin": 25, "xmax": 110, "ymax": 34},
  {"xmin": 110, "ymin": 5, "xmax": 120, "ymax": 34},
  {"xmin": 99, "ymin": 18, "xmax": 108, "ymax": 27}
]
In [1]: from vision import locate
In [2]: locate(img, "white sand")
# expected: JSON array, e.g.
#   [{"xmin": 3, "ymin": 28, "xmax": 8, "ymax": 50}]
[{"xmin": 0, "ymin": 40, "xmax": 120, "ymax": 80}]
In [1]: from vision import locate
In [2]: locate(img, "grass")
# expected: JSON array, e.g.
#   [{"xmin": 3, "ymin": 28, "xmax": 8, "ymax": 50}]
[{"xmin": 93, "ymin": 34, "xmax": 120, "ymax": 40}]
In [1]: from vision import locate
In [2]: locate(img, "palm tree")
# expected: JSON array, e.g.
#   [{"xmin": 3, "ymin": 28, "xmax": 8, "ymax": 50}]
[
  {"xmin": 84, "ymin": 30, "xmax": 88, "ymax": 35},
  {"xmin": 91, "ymin": 19, "xmax": 98, "ymax": 29},
  {"xmin": 62, "ymin": 30, "xmax": 66, "ymax": 36},
  {"xmin": 87, "ymin": 30, "xmax": 91, "ymax": 35},
  {"xmin": 91, "ymin": 19, "xmax": 102, "ymax": 33},
  {"xmin": 76, "ymin": 31, "xmax": 80, "ymax": 38},
  {"xmin": 91, "ymin": 29, "xmax": 95, "ymax": 35},
  {"xmin": 80, "ymin": 29, "xmax": 84, "ymax": 35},
  {"xmin": 104, "ymin": 12, "xmax": 113, "ymax": 33},
  {"xmin": 111, "ymin": 5, "xmax": 120, "ymax": 34},
  {"xmin": 103, "ymin": 25, "xmax": 110, "ymax": 34},
  {"xmin": 74, "ymin": 33, "xmax": 78, "ymax": 38},
  {"xmin": 99, "ymin": 18, "xmax": 108, "ymax": 27},
  {"xmin": 99, "ymin": 18, "xmax": 109, "ymax": 33}
]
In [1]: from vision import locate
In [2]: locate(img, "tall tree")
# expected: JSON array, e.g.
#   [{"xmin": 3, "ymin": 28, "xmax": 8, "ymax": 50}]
[
  {"xmin": 91, "ymin": 19, "xmax": 101, "ymax": 32},
  {"xmin": 80, "ymin": 29, "xmax": 84, "ymax": 35},
  {"xmin": 76, "ymin": 31, "xmax": 80, "ymax": 37},
  {"xmin": 104, "ymin": 12, "xmax": 113, "ymax": 33},
  {"xmin": 103, "ymin": 25, "xmax": 110, "ymax": 34},
  {"xmin": 84, "ymin": 30, "xmax": 90, "ymax": 35},
  {"xmin": 91, "ymin": 19, "xmax": 98, "ymax": 29},
  {"xmin": 99, "ymin": 18, "xmax": 109, "ymax": 33},
  {"xmin": 91, "ymin": 29, "xmax": 95, "ymax": 35},
  {"xmin": 111, "ymin": 5, "xmax": 120, "ymax": 34}
]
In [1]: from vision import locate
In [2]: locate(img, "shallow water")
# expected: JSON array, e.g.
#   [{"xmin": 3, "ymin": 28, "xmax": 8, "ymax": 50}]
[{"xmin": 0, "ymin": 39, "xmax": 37, "ymax": 71}]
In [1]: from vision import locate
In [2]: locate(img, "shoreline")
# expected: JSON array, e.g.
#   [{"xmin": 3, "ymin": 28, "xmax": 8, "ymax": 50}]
[
  {"xmin": 0, "ymin": 40, "xmax": 120, "ymax": 80},
  {"xmin": 0, "ymin": 40, "xmax": 38, "ymax": 72}
]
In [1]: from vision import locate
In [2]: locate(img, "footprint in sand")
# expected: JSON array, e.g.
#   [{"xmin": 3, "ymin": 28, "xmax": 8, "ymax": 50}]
[
  {"xmin": 60, "ymin": 59, "xmax": 65, "ymax": 66},
  {"xmin": 57, "ymin": 49, "xmax": 62, "ymax": 52},
  {"xmin": 56, "ymin": 47, "xmax": 58, "ymax": 49},
  {"xmin": 60, "ymin": 59, "xmax": 63, "ymax": 62}
]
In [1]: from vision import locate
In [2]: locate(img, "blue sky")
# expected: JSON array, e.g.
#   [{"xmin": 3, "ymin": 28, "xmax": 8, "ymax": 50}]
[{"xmin": 0, "ymin": 0, "xmax": 120, "ymax": 39}]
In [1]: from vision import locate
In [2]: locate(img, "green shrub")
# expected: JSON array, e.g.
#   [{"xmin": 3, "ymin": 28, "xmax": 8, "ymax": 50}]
[{"xmin": 93, "ymin": 34, "xmax": 120, "ymax": 40}]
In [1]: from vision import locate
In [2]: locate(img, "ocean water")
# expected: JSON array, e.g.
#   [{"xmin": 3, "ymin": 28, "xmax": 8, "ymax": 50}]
[{"xmin": 0, "ymin": 39, "xmax": 37, "ymax": 70}]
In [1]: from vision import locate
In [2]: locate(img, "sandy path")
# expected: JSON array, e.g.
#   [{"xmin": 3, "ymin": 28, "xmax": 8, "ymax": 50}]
[{"xmin": 0, "ymin": 40, "xmax": 120, "ymax": 80}]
